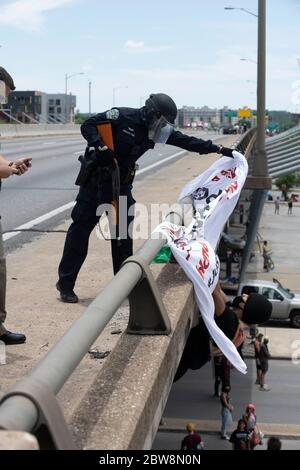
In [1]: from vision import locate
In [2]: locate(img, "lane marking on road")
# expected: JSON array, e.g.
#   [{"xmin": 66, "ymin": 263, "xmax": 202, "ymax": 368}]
[
  {"xmin": 136, "ymin": 150, "xmax": 186, "ymax": 175},
  {"xmin": 3, "ymin": 202, "xmax": 75, "ymax": 241},
  {"xmin": 2, "ymin": 148, "xmax": 198, "ymax": 241}
]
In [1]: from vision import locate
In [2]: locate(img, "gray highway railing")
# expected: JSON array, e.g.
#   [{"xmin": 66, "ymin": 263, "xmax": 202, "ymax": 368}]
[
  {"xmin": 0, "ymin": 209, "xmax": 184, "ymax": 449},
  {"xmin": 265, "ymin": 125, "xmax": 300, "ymax": 178}
]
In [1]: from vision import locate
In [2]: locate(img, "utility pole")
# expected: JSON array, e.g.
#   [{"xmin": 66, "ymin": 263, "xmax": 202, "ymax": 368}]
[
  {"xmin": 254, "ymin": 0, "xmax": 267, "ymax": 177},
  {"xmin": 65, "ymin": 73, "xmax": 68, "ymax": 123},
  {"xmin": 239, "ymin": 0, "xmax": 271, "ymax": 282}
]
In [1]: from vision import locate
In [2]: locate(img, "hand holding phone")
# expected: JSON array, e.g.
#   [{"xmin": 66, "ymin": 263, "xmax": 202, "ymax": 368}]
[{"xmin": 13, "ymin": 157, "xmax": 32, "ymax": 175}]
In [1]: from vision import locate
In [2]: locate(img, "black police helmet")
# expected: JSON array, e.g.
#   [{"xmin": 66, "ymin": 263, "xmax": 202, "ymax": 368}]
[
  {"xmin": 241, "ymin": 293, "xmax": 272, "ymax": 325},
  {"xmin": 145, "ymin": 93, "xmax": 177, "ymax": 124}
]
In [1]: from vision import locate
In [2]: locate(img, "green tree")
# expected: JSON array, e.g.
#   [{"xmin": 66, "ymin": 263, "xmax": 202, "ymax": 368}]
[
  {"xmin": 275, "ymin": 173, "xmax": 299, "ymax": 191},
  {"xmin": 74, "ymin": 112, "xmax": 86, "ymax": 125}
]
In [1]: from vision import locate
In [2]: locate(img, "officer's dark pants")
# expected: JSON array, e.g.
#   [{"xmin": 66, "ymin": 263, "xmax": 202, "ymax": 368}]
[{"xmin": 58, "ymin": 179, "xmax": 135, "ymax": 291}]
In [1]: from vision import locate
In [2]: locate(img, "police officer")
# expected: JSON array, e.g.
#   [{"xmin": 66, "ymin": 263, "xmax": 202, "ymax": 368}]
[{"xmin": 56, "ymin": 93, "xmax": 234, "ymax": 303}]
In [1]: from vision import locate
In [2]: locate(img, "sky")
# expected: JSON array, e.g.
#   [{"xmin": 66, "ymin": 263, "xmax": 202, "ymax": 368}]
[{"xmin": 0, "ymin": 0, "xmax": 300, "ymax": 113}]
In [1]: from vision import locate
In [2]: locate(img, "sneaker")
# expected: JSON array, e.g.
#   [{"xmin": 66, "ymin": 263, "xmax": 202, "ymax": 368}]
[
  {"xmin": 255, "ymin": 379, "xmax": 260, "ymax": 385},
  {"xmin": 259, "ymin": 385, "xmax": 270, "ymax": 391},
  {"xmin": 220, "ymin": 435, "xmax": 230, "ymax": 440},
  {"xmin": 56, "ymin": 282, "xmax": 78, "ymax": 303}
]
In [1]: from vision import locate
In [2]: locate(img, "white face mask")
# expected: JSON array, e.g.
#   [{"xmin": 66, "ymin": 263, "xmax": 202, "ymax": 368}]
[{"xmin": 148, "ymin": 115, "xmax": 175, "ymax": 143}]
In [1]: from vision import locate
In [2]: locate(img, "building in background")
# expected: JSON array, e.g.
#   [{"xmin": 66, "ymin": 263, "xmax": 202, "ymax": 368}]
[
  {"xmin": 177, "ymin": 105, "xmax": 221, "ymax": 129},
  {"xmin": 46, "ymin": 93, "xmax": 77, "ymax": 124},
  {"xmin": 7, "ymin": 91, "xmax": 77, "ymax": 123},
  {"xmin": 7, "ymin": 91, "xmax": 44, "ymax": 123}
]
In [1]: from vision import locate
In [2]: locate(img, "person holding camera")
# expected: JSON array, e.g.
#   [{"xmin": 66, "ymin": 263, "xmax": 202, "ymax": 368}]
[{"xmin": 0, "ymin": 67, "xmax": 32, "ymax": 344}]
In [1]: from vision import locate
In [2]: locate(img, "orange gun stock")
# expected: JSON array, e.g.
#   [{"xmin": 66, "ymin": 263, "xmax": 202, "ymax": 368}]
[
  {"xmin": 97, "ymin": 122, "xmax": 119, "ymax": 232},
  {"xmin": 96, "ymin": 122, "xmax": 114, "ymax": 151}
]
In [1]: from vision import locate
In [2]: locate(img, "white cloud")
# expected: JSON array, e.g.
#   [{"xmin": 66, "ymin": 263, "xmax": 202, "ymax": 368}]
[
  {"xmin": 125, "ymin": 40, "xmax": 145, "ymax": 49},
  {"xmin": 124, "ymin": 39, "xmax": 171, "ymax": 53},
  {"xmin": 117, "ymin": 46, "xmax": 300, "ymax": 110},
  {"xmin": 0, "ymin": 0, "xmax": 76, "ymax": 32}
]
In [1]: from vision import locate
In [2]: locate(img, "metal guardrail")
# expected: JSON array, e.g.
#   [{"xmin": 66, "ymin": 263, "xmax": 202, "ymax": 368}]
[
  {"xmin": 265, "ymin": 124, "xmax": 300, "ymax": 144},
  {"xmin": 229, "ymin": 128, "xmax": 259, "ymax": 283},
  {"xmin": 235, "ymin": 127, "xmax": 257, "ymax": 156},
  {"xmin": 0, "ymin": 209, "xmax": 184, "ymax": 449},
  {"xmin": 265, "ymin": 125, "xmax": 300, "ymax": 178}
]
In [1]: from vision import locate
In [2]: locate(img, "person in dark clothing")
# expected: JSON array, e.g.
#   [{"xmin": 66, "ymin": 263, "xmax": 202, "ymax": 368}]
[
  {"xmin": 288, "ymin": 198, "xmax": 293, "ymax": 215},
  {"xmin": 56, "ymin": 93, "xmax": 235, "ymax": 303},
  {"xmin": 267, "ymin": 436, "xmax": 282, "ymax": 450},
  {"xmin": 254, "ymin": 333, "xmax": 263, "ymax": 385},
  {"xmin": 174, "ymin": 282, "xmax": 272, "ymax": 382},
  {"xmin": 213, "ymin": 355, "xmax": 222, "ymax": 397},
  {"xmin": 181, "ymin": 423, "xmax": 204, "ymax": 450},
  {"xmin": 259, "ymin": 336, "xmax": 271, "ymax": 391},
  {"xmin": 229, "ymin": 419, "xmax": 250, "ymax": 450}
]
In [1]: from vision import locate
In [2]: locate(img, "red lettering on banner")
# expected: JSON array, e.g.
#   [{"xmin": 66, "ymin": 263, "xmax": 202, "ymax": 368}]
[
  {"xmin": 176, "ymin": 241, "xmax": 188, "ymax": 250},
  {"xmin": 211, "ymin": 175, "xmax": 220, "ymax": 182},
  {"xmin": 212, "ymin": 167, "xmax": 237, "ymax": 182},
  {"xmin": 225, "ymin": 181, "xmax": 238, "ymax": 194},
  {"xmin": 196, "ymin": 242, "xmax": 210, "ymax": 278},
  {"xmin": 174, "ymin": 240, "xmax": 192, "ymax": 262},
  {"xmin": 221, "ymin": 167, "xmax": 237, "ymax": 179}
]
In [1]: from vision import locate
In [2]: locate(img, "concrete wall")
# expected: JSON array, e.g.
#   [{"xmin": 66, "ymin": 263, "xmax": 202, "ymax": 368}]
[
  {"xmin": 69, "ymin": 264, "xmax": 198, "ymax": 450},
  {"xmin": 0, "ymin": 123, "xmax": 80, "ymax": 138}
]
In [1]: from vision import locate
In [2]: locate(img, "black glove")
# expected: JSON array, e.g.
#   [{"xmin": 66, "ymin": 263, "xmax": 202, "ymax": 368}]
[
  {"xmin": 95, "ymin": 146, "xmax": 115, "ymax": 167},
  {"xmin": 219, "ymin": 146, "xmax": 234, "ymax": 158}
]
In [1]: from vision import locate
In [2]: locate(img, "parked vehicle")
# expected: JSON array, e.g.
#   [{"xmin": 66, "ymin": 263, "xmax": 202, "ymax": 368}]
[
  {"xmin": 235, "ymin": 278, "xmax": 300, "ymax": 328},
  {"xmin": 222, "ymin": 126, "xmax": 237, "ymax": 135}
]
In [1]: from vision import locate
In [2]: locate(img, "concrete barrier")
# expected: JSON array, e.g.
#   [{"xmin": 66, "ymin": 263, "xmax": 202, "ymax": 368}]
[
  {"xmin": 0, "ymin": 123, "xmax": 80, "ymax": 138},
  {"xmin": 69, "ymin": 263, "xmax": 197, "ymax": 450}
]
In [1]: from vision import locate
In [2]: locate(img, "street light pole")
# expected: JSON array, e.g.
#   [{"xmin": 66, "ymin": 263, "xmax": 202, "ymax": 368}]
[
  {"xmin": 65, "ymin": 73, "xmax": 68, "ymax": 121},
  {"xmin": 225, "ymin": 2, "xmax": 267, "ymax": 175},
  {"xmin": 64, "ymin": 72, "xmax": 84, "ymax": 123},
  {"xmin": 225, "ymin": 1, "xmax": 270, "ymax": 283},
  {"xmin": 240, "ymin": 58, "xmax": 257, "ymax": 64},
  {"xmin": 239, "ymin": 0, "xmax": 270, "ymax": 282},
  {"xmin": 254, "ymin": 0, "xmax": 267, "ymax": 177},
  {"xmin": 224, "ymin": 6, "xmax": 258, "ymax": 17}
]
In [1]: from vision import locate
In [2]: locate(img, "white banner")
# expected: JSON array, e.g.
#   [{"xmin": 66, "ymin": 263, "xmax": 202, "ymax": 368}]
[{"xmin": 155, "ymin": 151, "xmax": 248, "ymax": 374}]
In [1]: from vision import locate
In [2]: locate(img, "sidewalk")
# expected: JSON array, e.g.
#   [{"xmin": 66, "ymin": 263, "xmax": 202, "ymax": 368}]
[
  {"xmin": 159, "ymin": 417, "xmax": 300, "ymax": 440},
  {"xmin": 243, "ymin": 198, "xmax": 300, "ymax": 359}
]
